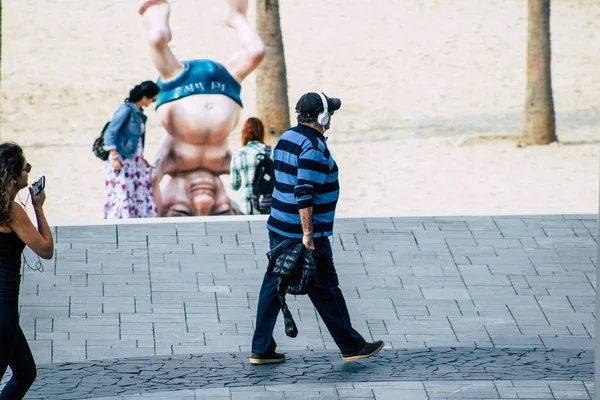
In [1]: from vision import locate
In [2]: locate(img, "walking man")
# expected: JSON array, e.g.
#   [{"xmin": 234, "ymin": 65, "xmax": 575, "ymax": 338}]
[{"xmin": 250, "ymin": 92, "xmax": 384, "ymax": 364}]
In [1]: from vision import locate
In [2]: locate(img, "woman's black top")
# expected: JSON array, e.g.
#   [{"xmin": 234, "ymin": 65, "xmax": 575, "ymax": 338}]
[{"xmin": 0, "ymin": 231, "xmax": 25, "ymax": 291}]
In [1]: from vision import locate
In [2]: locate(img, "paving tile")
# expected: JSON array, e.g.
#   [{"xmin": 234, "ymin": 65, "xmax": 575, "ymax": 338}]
[{"xmin": 9, "ymin": 216, "xmax": 597, "ymax": 399}]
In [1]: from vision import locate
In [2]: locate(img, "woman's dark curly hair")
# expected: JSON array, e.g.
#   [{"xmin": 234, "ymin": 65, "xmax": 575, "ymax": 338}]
[
  {"xmin": 0, "ymin": 142, "xmax": 25, "ymax": 226},
  {"xmin": 241, "ymin": 117, "xmax": 265, "ymax": 146},
  {"xmin": 125, "ymin": 80, "xmax": 160, "ymax": 103}
]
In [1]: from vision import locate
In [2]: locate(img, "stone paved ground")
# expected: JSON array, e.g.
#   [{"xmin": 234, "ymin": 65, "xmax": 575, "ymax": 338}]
[{"xmin": 1, "ymin": 215, "xmax": 596, "ymax": 399}]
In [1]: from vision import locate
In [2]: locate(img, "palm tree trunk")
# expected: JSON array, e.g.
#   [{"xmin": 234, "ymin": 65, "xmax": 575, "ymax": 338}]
[
  {"xmin": 256, "ymin": 0, "xmax": 289, "ymax": 144},
  {"xmin": 522, "ymin": 0, "xmax": 556, "ymax": 145}
]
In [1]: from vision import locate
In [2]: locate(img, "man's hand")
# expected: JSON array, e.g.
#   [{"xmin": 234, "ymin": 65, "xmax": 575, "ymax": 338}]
[{"xmin": 302, "ymin": 234, "xmax": 315, "ymax": 253}]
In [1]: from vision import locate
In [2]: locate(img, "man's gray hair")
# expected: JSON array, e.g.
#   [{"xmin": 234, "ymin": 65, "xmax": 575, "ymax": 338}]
[{"xmin": 297, "ymin": 112, "xmax": 318, "ymax": 124}]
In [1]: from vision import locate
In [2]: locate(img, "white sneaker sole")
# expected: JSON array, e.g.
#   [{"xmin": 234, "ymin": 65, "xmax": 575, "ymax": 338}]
[
  {"xmin": 249, "ymin": 357, "xmax": 286, "ymax": 365},
  {"xmin": 342, "ymin": 342, "xmax": 384, "ymax": 362}
]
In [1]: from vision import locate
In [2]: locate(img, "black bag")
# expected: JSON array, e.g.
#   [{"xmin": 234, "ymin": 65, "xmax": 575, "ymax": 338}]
[
  {"xmin": 92, "ymin": 121, "xmax": 111, "ymax": 161},
  {"xmin": 251, "ymin": 146, "xmax": 275, "ymax": 214},
  {"xmin": 266, "ymin": 239, "xmax": 317, "ymax": 338}
]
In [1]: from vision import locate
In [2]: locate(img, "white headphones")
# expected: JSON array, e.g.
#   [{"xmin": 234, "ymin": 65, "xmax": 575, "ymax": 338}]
[{"xmin": 316, "ymin": 92, "xmax": 329, "ymax": 126}]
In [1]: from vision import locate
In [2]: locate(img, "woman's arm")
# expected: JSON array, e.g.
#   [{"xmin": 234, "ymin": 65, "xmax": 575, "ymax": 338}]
[
  {"xmin": 103, "ymin": 104, "xmax": 133, "ymax": 152},
  {"xmin": 10, "ymin": 189, "xmax": 54, "ymax": 259},
  {"xmin": 104, "ymin": 105, "xmax": 133, "ymax": 171}
]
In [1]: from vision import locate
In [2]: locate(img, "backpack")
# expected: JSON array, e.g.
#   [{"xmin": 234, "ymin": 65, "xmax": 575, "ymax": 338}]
[
  {"xmin": 92, "ymin": 121, "xmax": 111, "ymax": 161},
  {"xmin": 251, "ymin": 146, "xmax": 275, "ymax": 214}
]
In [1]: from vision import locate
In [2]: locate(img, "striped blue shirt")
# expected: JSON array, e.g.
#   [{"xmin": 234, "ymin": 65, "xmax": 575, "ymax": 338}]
[{"xmin": 266, "ymin": 124, "xmax": 340, "ymax": 238}]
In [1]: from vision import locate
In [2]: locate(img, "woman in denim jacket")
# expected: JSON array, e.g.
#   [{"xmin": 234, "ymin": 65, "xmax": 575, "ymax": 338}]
[{"xmin": 103, "ymin": 81, "xmax": 160, "ymax": 219}]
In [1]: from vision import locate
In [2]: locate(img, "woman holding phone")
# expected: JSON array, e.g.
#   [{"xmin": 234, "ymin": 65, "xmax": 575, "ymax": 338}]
[{"xmin": 0, "ymin": 142, "xmax": 54, "ymax": 399}]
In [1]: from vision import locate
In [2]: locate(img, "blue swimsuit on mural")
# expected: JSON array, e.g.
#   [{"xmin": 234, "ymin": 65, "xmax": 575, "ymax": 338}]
[{"xmin": 155, "ymin": 59, "xmax": 243, "ymax": 109}]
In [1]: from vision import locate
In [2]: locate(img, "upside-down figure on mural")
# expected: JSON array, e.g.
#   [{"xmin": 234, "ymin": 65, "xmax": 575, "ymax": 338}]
[{"xmin": 138, "ymin": 0, "xmax": 265, "ymax": 216}]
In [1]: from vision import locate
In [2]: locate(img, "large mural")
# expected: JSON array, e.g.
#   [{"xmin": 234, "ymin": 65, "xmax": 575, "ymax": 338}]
[{"xmin": 140, "ymin": 0, "xmax": 265, "ymax": 216}]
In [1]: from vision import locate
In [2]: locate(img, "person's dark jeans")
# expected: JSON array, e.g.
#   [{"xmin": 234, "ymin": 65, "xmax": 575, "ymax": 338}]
[
  {"xmin": 0, "ymin": 288, "xmax": 37, "ymax": 400},
  {"xmin": 251, "ymin": 231, "xmax": 366, "ymax": 355}
]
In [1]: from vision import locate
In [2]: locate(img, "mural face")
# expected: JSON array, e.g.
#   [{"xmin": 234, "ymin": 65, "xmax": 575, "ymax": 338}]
[{"xmin": 160, "ymin": 169, "xmax": 237, "ymax": 217}]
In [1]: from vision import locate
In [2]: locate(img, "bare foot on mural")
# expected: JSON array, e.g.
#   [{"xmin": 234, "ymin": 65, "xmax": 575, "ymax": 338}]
[
  {"xmin": 139, "ymin": 0, "xmax": 171, "ymax": 42},
  {"xmin": 225, "ymin": 0, "xmax": 249, "ymax": 29},
  {"xmin": 139, "ymin": 0, "xmax": 168, "ymax": 16}
]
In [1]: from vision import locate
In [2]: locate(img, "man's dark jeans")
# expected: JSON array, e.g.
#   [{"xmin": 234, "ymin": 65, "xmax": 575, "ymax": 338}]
[{"xmin": 251, "ymin": 231, "xmax": 366, "ymax": 355}]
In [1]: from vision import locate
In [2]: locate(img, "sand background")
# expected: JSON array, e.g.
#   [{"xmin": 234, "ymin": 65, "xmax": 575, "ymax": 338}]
[{"xmin": 1, "ymin": 0, "xmax": 598, "ymax": 223}]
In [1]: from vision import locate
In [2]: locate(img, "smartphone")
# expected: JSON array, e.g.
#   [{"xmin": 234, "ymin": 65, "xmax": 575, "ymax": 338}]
[{"xmin": 32, "ymin": 176, "xmax": 45, "ymax": 196}]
